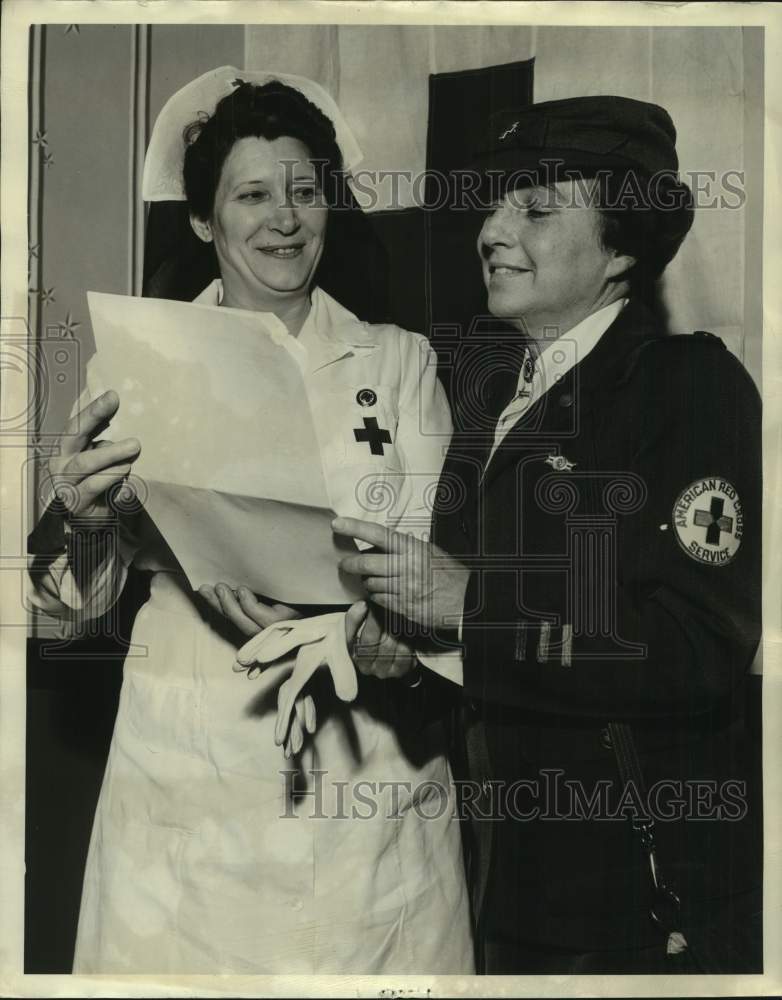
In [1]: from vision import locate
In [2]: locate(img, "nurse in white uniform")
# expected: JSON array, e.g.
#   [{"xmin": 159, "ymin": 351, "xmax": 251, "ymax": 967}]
[{"xmin": 28, "ymin": 68, "xmax": 473, "ymax": 974}]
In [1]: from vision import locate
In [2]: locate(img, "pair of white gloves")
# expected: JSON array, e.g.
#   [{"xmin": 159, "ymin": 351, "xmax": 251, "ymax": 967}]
[{"xmin": 235, "ymin": 608, "xmax": 364, "ymax": 758}]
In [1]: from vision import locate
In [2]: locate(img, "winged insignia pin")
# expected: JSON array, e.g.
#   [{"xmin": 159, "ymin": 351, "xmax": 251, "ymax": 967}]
[{"xmin": 545, "ymin": 454, "xmax": 576, "ymax": 472}]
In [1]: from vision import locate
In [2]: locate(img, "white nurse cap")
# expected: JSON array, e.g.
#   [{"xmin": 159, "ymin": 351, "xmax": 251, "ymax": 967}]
[{"xmin": 142, "ymin": 66, "xmax": 363, "ymax": 202}]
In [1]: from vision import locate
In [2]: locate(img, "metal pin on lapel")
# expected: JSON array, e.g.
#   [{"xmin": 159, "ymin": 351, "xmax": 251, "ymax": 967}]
[{"xmin": 545, "ymin": 454, "xmax": 576, "ymax": 472}]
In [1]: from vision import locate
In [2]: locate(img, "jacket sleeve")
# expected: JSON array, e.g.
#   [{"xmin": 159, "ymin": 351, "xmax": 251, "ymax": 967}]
[{"xmin": 464, "ymin": 340, "xmax": 762, "ymax": 720}]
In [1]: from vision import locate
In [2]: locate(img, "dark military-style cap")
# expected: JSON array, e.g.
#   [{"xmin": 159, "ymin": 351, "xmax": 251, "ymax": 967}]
[{"xmin": 473, "ymin": 95, "xmax": 681, "ymax": 180}]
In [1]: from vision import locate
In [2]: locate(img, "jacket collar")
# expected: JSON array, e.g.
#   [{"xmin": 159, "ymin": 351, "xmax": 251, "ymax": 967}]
[
  {"xmin": 303, "ymin": 288, "xmax": 381, "ymax": 372},
  {"xmin": 567, "ymin": 295, "xmax": 660, "ymax": 401},
  {"xmin": 310, "ymin": 287, "xmax": 382, "ymax": 349},
  {"xmin": 482, "ymin": 297, "xmax": 662, "ymax": 485}
]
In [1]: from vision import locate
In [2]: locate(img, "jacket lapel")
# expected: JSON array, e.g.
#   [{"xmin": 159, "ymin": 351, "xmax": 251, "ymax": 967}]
[{"xmin": 481, "ymin": 299, "xmax": 660, "ymax": 488}]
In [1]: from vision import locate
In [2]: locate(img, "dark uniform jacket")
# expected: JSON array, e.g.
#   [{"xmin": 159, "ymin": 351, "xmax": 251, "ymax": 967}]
[{"xmin": 432, "ymin": 298, "xmax": 762, "ymax": 956}]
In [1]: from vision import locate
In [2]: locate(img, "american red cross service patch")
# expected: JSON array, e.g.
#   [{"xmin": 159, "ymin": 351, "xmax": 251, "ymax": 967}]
[{"xmin": 672, "ymin": 477, "xmax": 743, "ymax": 566}]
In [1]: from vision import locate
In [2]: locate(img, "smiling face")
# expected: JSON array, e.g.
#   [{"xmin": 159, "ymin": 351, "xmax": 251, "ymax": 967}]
[
  {"xmin": 477, "ymin": 180, "xmax": 633, "ymax": 336},
  {"xmin": 190, "ymin": 135, "xmax": 328, "ymax": 313}
]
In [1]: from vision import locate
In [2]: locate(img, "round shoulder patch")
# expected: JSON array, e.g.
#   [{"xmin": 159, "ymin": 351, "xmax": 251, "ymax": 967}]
[{"xmin": 672, "ymin": 478, "xmax": 743, "ymax": 566}]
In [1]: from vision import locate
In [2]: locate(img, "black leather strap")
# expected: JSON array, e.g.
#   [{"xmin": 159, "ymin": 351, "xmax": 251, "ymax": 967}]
[
  {"xmin": 463, "ymin": 708, "xmax": 495, "ymax": 971},
  {"xmin": 607, "ymin": 721, "xmax": 688, "ymax": 951}
]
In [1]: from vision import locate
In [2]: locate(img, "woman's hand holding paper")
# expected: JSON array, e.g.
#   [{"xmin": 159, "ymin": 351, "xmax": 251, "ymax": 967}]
[{"xmin": 45, "ymin": 390, "xmax": 141, "ymax": 518}]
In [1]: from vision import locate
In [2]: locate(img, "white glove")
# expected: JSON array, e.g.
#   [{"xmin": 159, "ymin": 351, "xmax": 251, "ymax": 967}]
[
  {"xmin": 286, "ymin": 688, "xmax": 318, "ymax": 759},
  {"xmin": 236, "ymin": 604, "xmax": 367, "ymax": 754}
]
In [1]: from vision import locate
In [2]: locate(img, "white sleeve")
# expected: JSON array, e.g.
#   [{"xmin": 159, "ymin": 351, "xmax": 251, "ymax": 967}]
[
  {"xmin": 394, "ymin": 333, "xmax": 452, "ymax": 540},
  {"xmin": 27, "ymin": 520, "xmax": 139, "ymax": 629},
  {"xmin": 395, "ymin": 334, "xmax": 464, "ymax": 686},
  {"xmin": 26, "ymin": 379, "xmax": 139, "ymax": 630}
]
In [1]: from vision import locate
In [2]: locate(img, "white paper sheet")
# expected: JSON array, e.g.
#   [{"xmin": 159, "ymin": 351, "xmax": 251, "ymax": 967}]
[
  {"xmin": 86, "ymin": 291, "xmax": 330, "ymax": 506},
  {"xmin": 87, "ymin": 292, "xmax": 360, "ymax": 602},
  {"xmin": 144, "ymin": 485, "xmax": 363, "ymax": 604}
]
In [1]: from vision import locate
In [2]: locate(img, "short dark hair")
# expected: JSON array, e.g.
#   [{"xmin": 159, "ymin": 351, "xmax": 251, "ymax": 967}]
[
  {"xmin": 174, "ymin": 79, "xmax": 389, "ymax": 317},
  {"xmin": 183, "ymin": 80, "xmax": 346, "ymax": 221},
  {"xmin": 596, "ymin": 170, "xmax": 695, "ymax": 297}
]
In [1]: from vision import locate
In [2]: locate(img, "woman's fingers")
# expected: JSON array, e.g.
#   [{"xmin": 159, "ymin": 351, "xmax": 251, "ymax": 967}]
[
  {"xmin": 271, "ymin": 602, "xmax": 302, "ymax": 620},
  {"xmin": 235, "ymin": 588, "xmax": 300, "ymax": 629},
  {"xmin": 48, "ymin": 445, "xmax": 140, "ymax": 515},
  {"xmin": 363, "ymin": 576, "xmax": 400, "ymax": 595},
  {"xmin": 64, "ymin": 438, "xmax": 141, "ymax": 479},
  {"xmin": 361, "ymin": 634, "xmax": 396, "ymax": 679},
  {"xmin": 198, "ymin": 584, "xmax": 222, "ymax": 613},
  {"xmin": 64, "ymin": 465, "xmax": 134, "ymax": 514},
  {"xmin": 212, "ymin": 583, "xmax": 265, "ymax": 637},
  {"xmin": 198, "ymin": 583, "xmax": 309, "ymax": 648},
  {"xmin": 389, "ymin": 641, "xmax": 417, "ymax": 679},
  {"xmin": 337, "ymin": 552, "xmax": 397, "ymax": 579},
  {"xmin": 360, "ymin": 593, "xmax": 401, "ymax": 621},
  {"xmin": 59, "ymin": 390, "xmax": 121, "ymax": 457},
  {"xmin": 344, "ymin": 600, "xmax": 368, "ymax": 645},
  {"xmin": 331, "ymin": 516, "xmax": 404, "ymax": 553}
]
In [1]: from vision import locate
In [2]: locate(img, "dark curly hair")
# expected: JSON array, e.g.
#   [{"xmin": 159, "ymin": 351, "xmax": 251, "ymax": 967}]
[
  {"xmin": 183, "ymin": 80, "xmax": 347, "ymax": 221},
  {"xmin": 595, "ymin": 170, "xmax": 695, "ymax": 298}
]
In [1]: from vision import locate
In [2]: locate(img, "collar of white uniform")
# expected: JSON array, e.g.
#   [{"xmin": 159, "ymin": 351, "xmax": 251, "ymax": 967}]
[
  {"xmin": 194, "ymin": 279, "xmax": 381, "ymax": 357},
  {"xmin": 521, "ymin": 297, "xmax": 629, "ymax": 401}
]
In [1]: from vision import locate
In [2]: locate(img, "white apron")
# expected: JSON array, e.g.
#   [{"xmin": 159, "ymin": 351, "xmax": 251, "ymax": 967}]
[{"xmin": 63, "ymin": 286, "xmax": 473, "ymax": 973}]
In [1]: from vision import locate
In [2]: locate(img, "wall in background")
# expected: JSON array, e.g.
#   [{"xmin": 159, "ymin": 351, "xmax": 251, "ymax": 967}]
[
  {"xmin": 29, "ymin": 23, "xmax": 245, "ymax": 443},
  {"xmin": 246, "ymin": 24, "xmax": 763, "ymax": 382}
]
